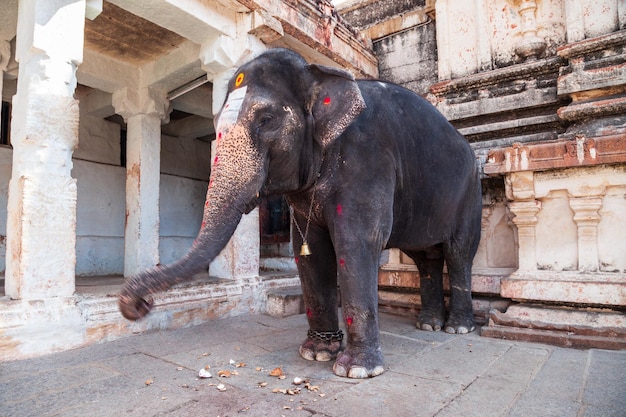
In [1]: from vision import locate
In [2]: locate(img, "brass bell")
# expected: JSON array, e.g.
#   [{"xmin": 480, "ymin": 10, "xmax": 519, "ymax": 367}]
[{"xmin": 300, "ymin": 242, "xmax": 312, "ymax": 256}]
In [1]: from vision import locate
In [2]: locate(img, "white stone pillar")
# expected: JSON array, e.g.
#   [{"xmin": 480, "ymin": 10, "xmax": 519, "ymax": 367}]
[
  {"xmin": 505, "ymin": 171, "xmax": 540, "ymax": 273},
  {"xmin": 200, "ymin": 34, "xmax": 265, "ymax": 280},
  {"xmin": 5, "ymin": 0, "xmax": 86, "ymax": 300},
  {"xmin": 569, "ymin": 196, "xmax": 602, "ymax": 272},
  {"xmin": 0, "ymin": 40, "xmax": 10, "ymax": 139},
  {"xmin": 112, "ymin": 86, "xmax": 169, "ymax": 276},
  {"xmin": 508, "ymin": 200, "xmax": 541, "ymax": 272}
]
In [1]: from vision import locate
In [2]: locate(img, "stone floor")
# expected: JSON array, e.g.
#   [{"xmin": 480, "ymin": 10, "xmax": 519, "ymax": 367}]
[{"xmin": 1, "ymin": 311, "xmax": 625, "ymax": 417}]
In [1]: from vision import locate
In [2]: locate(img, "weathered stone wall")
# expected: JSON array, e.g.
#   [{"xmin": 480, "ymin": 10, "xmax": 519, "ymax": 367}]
[
  {"xmin": 343, "ymin": 0, "xmax": 626, "ymax": 347},
  {"xmin": 341, "ymin": 0, "xmax": 436, "ymax": 94},
  {"xmin": 373, "ymin": 23, "xmax": 437, "ymax": 94}
]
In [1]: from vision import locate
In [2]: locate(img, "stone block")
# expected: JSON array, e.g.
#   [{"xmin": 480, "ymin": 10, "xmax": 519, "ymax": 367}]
[
  {"xmin": 482, "ymin": 303, "xmax": 626, "ymax": 350},
  {"xmin": 265, "ymin": 286, "xmax": 304, "ymax": 318}
]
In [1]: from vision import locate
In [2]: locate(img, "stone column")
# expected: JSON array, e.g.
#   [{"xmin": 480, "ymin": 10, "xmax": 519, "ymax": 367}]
[
  {"xmin": 200, "ymin": 34, "xmax": 265, "ymax": 280},
  {"xmin": 0, "ymin": 40, "xmax": 10, "ymax": 139},
  {"xmin": 569, "ymin": 196, "xmax": 602, "ymax": 272},
  {"xmin": 112, "ymin": 86, "xmax": 169, "ymax": 276},
  {"xmin": 505, "ymin": 171, "xmax": 541, "ymax": 272},
  {"xmin": 514, "ymin": 0, "xmax": 546, "ymax": 61},
  {"xmin": 508, "ymin": 200, "xmax": 541, "ymax": 272},
  {"xmin": 5, "ymin": 0, "xmax": 86, "ymax": 300}
]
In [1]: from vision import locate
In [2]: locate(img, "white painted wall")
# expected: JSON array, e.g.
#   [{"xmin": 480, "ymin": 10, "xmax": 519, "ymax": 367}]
[{"xmin": 0, "ymin": 112, "xmax": 211, "ymax": 276}]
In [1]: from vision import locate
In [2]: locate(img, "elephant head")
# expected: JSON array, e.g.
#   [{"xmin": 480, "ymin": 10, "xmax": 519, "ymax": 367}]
[{"xmin": 118, "ymin": 48, "xmax": 366, "ymax": 320}]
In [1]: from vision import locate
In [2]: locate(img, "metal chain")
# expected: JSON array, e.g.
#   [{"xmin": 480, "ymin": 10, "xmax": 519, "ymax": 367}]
[
  {"xmin": 290, "ymin": 178, "xmax": 318, "ymax": 246},
  {"xmin": 307, "ymin": 329, "xmax": 344, "ymax": 342}
]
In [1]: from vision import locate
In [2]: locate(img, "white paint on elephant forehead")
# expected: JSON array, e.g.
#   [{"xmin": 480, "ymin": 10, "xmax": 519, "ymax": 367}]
[{"xmin": 216, "ymin": 86, "xmax": 248, "ymax": 131}]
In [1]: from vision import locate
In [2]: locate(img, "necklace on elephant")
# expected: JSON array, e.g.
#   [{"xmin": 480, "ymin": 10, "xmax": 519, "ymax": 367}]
[{"xmin": 290, "ymin": 179, "xmax": 318, "ymax": 257}]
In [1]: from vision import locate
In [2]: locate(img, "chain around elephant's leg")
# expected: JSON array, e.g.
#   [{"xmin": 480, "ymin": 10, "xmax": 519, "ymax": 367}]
[{"xmin": 299, "ymin": 329, "xmax": 344, "ymax": 362}]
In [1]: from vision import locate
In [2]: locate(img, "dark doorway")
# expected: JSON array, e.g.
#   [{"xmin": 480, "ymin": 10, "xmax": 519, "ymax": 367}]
[{"xmin": 259, "ymin": 196, "xmax": 291, "ymax": 245}]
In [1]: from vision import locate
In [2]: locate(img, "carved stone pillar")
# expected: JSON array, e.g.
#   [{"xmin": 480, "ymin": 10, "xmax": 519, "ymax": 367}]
[
  {"xmin": 569, "ymin": 196, "xmax": 603, "ymax": 272},
  {"xmin": 508, "ymin": 200, "xmax": 541, "ymax": 271},
  {"xmin": 514, "ymin": 0, "xmax": 546, "ymax": 61},
  {"xmin": 201, "ymin": 35, "xmax": 266, "ymax": 280},
  {"xmin": 112, "ymin": 86, "xmax": 169, "ymax": 276},
  {"xmin": 5, "ymin": 0, "xmax": 85, "ymax": 300},
  {"xmin": 0, "ymin": 39, "xmax": 9, "ymax": 139}
]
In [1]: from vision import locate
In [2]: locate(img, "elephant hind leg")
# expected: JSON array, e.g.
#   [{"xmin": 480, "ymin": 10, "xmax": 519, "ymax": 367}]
[
  {"xmin": 405, "ymin": 247, "xmax": 446, "ymax": 332},
  {"xmin": 443, "ymin": 240, "xmax": 477, "ymax": 334},
  {"xmin": 442, "ymin": 255, "xmax": 475, "ymax": 334}
]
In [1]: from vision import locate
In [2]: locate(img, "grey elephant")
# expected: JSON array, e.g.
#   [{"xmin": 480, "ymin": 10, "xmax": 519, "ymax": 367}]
[{"xmin": 118, "ymin": 48, "xmax": 482, "ymax": 379}]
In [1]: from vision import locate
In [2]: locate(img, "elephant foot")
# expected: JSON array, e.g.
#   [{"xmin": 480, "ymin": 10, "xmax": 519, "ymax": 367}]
[
  {"xmin": 443, "ymin": 312, "xmax": 476, "ymax": 334},
  {"xmin": 416, "ymin": 309, "xmax": 445, "ymax": 332},
  {"xmin": 332, "ymin": 346, "xmax": 385, "ymax": 379},
  {"xmin": 299, "ymin": 330, "xmax": 343, "ymax": 362}
]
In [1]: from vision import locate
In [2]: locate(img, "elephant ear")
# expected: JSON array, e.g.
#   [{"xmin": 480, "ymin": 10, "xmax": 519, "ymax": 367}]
[{"xmin": 306, "ymin": 64, "xmax": 366, "ymax": 149}]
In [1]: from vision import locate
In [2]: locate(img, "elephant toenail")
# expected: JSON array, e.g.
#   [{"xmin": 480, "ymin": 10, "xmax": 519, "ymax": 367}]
[
  {"xmin": 371, "ymin": 366, "xmax": 385, "ymax": 377},
  {"xmin": 348, "ymin": 367, "xmax": 368, "ymax": 379},
  {"xmin": 315, "ymin": 351, "xmax": 332, "ymax": 362},
  {"xmin": 299, "ymin": 346, "xmax": 315, "ymax": 361},
  {"xmin": 333, "ymin": 363, "xmax": 347, "ymax": 377},
  {"xmin": 420, "ymin": 323, "xmax": 434, "ymax": 331}
]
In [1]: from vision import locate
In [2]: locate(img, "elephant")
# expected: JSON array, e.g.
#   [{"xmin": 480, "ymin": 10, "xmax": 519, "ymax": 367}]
[{"xmin": 118, "ymin": 48, "xmax": 482, "ymax": 379}]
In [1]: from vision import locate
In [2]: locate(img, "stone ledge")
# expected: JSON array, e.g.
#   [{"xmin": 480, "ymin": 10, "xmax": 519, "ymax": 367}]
[
  {"xmin": 481, "ymin": 325, "xmax": 626, "ymax": 350},
  {"xmin": 236, "ymin": 0, "xmax": 378, "ymax": 78},
  {"xmin": 378, "ymin": 268, "xmax": 515, "ymax": 296},
  {"xmin": 484, "ymin": 134, "xmax": 626, "ymax": 175},
  {"xmin": 557, "ymin": 29, "xmax": 626, "ymax": 59},
  {"xmin": 500, "ymin": 271, "xmax": 626, "ymax": 307},
  {"xmin": 0, "ymin": 275, "xmax": 299, "ymax": 362},
  {"xmin": 265, "ymin": 286, "xmax": 304, "ymax": 318},
  {"xmin": 430, "ymin": 56, "xmax": 563, "ymax": 96},
  {"xmin": 378, "ymin": 290, "xmax": 510, "ymax": 325},
  {"xmin": 482, "ymin": 303, "xmax": 626, "ymax": 350}
]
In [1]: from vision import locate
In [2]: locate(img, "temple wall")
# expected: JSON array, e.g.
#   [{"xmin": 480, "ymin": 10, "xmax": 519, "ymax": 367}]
[{"xmin": 343, "ymin": 0, "xmax": 626, "ymax": 346}]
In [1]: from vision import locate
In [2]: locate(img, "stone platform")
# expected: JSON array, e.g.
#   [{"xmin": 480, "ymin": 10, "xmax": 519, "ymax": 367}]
[{"xmin": 2, "ymin": 311, "xmax": 625, "ymax": 417}]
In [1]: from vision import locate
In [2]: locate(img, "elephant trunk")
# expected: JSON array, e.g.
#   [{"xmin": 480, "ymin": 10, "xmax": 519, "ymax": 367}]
[{"xmin": 118, "ymin": 123, "xmax": 262, "ymax": 320}]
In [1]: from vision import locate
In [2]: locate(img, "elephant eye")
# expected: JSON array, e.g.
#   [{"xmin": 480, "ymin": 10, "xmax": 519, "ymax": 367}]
[{"xmin": 258, "ymin": 114, "xmax": 273, "ymax": 127}]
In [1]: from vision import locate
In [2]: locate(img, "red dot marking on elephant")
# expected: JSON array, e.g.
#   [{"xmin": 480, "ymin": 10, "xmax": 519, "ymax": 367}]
[
  {"xmin": 346, "ymin": 317, "xmax": 353, "ymax": 326},
  {"xmin": 201, "ymin": 221, "xmax": 206, "ymax": 228},
  {"xmin": 205, "ymin": 200, "xmax": 210, "ymax": 207},
  {"xmin": 295, "ymin": 257, "xmax": 299, "ymax": 264},
  {"xmin": 339, "ymin": 258, "xmax": 346, "ymax": 267},
  {"xmin": 306, "ymin": 308, "xmax": 313, "ymax": 318},
  {"xmin": 336, "ymin": 204, "xmax": 343, "ymax": 216},
  {"xmin": 218, "ymin": 132, "xmax": 222, "ymax": 140},
  {"xmin": 323, "ymin": 96, "xmax": 331, "ymax": 105},
  {"xmin": 214, "ymin": 155, "xmax": 219, "ymax": 165}
]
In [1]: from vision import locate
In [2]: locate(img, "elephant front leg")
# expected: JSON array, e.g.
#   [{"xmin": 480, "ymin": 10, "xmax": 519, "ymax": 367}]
[
  {"xmin": 331, "ymin": 246, "xmax": 385, "ymax": 379},
  {"xmin": 295, "ymin": 228, "xmax": 343, "ymax": 362}
]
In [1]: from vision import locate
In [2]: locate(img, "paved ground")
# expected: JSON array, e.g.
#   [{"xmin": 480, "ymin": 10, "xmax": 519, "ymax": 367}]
[{"xmin": 1, "ymin": 312, "xmax": 625, "ymax": 417}]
